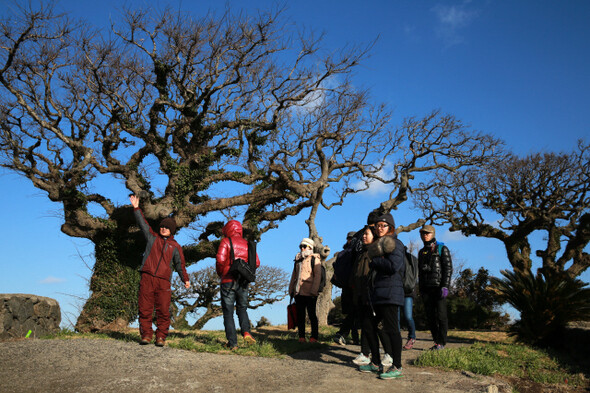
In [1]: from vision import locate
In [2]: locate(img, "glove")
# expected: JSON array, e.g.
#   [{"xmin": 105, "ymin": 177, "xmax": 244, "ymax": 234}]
[{"xmin": 441, "ymin": 287, "xmax": 449, "ymax": 298}]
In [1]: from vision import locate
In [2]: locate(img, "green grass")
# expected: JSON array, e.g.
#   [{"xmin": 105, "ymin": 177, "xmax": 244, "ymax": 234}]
[
  {"xmin": 415, "ymin": 341, "xmax": 586, "ymax": 388},
  {"xmin": 40, "ymin": 326, "xmax": 587, "ymax": 389}
]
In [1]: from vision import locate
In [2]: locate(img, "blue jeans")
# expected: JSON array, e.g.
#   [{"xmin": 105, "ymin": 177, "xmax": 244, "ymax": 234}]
[
  {"xmin": 220, "ymin": 281, "xmax": 251, "ymax": 347},
  {"xmin": 398, "ymin": 296, "xmax": 416, "ymax": 339}
]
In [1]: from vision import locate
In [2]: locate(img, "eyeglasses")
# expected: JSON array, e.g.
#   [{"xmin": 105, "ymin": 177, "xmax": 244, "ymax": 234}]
[{"xmin": 376, "ymin": 224, "xmax": 389, "ymax": 229}]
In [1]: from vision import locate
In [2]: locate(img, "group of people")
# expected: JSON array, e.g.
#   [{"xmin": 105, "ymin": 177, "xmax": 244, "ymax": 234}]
[
  {"xmin": 327, "ymin": 213, "xmax": 453, "ymax": 380},
  {"xmin": 129, "ymin": 193, "xmax": 452, "ymax": 381}
]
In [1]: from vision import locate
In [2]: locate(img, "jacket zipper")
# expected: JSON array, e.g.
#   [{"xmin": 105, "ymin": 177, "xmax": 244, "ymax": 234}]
[{"xmin": 154, "ymin": 239, "xmax": 167, "ymax": 276}]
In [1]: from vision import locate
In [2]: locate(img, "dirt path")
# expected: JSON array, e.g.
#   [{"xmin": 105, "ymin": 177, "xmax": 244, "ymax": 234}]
[{"xmin": 0, "ymin": 331, "xmax": 512, "ymax": 393}]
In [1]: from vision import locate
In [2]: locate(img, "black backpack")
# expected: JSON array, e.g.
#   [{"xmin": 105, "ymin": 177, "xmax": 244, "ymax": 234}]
[
  {"xmin": 403, "ymin": 246, "xmax": 418, "ymax": 293},
  {"xmin": 228, "ymin": 238, "xmax": 257, "ymax": 285},
  {"xmin": 310, "ymin": 256, "xmax": 327, "ymax": 293},
  {"xmin": 330, "ymin": 248, "xmax": 354, "ymax": 288}
]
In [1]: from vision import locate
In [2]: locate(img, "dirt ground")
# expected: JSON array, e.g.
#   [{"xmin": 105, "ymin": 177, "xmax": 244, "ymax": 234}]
[{"xmin": 0, "ymin": 329, "xmax": 516, "ymax": 393}]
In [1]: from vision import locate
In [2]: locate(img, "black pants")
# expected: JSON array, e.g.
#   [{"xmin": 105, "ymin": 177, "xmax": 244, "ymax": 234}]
[
  {"xmin": 337, "ymin": 288, "xmax": 359, "ymax": 343},
  {"xmin": 295, "ymin": 295, "xmax": 318, "ymax": 340},
  {"xmin": 362, "ymin": 304, "xmax": 402, "ymax": 368},
  {"xmin": 422, "ymin": 287, "xmax": 448, "ymax": 346}
]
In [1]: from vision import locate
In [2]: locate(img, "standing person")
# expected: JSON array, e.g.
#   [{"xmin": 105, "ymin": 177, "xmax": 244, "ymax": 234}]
[
  {"xmin": 216, "ymin": 220, "xmax": 260, "ymax": 349},
  {"xmin": 288, "ymin": 237, "xmax": 322, "ymax": 343},
  {"xmin": 359, "ymin": 213, "xmax": 405, "ymax": 380},
  {"xmin": 400, "ymin": 286, "xmax": 417, "ymax": 350},
  {"xmin": 130, "ymin": 195, "xmax": 190, "ymax": 347},
  {"xmin": 418, "ymin": 224, "xmax": 453, "ymax": 350},
  {"xmin": 333, "ymin": 231, "xmax": 360, "ymax": 346}
]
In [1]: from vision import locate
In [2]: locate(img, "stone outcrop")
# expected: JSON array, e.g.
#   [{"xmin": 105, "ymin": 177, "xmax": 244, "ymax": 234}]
[{"xmin": 0, "ymin": 294, "xmax": 61, "ymax": 339}]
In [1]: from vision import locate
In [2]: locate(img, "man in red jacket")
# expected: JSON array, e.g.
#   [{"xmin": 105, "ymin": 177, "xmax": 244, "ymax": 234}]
[
  {"xmin": 130, "ymin": 195, "xmax": 190, "ymax": 347},
  {"xmin": 216, "ymin": 220, "xmax": 260, "ymax": 349}
]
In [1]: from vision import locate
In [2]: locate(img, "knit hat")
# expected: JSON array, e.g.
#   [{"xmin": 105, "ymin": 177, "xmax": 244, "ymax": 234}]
[
  {"xmin": 366, "ymin": 211, "xmax": 380, "ymax": 225},
  {"xmin": 160, "ymin": 217, "xmax": 177, "ymax": 234},
  {"xmin": 376, "ymin": 213, "xmax": 395, "ymax": 228},
  {"xmin": 420, "ymin": 224, "xmax": 435, "ymax": 235},
  {"xmin": 300, "ymin": 237, "xmax": 314, "ymax": 249}
]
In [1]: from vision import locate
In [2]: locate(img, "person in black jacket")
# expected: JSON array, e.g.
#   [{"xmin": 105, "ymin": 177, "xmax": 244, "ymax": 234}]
[{"xmin": 418, "ymin": 224, "xmax": 453, "ymax": 350}]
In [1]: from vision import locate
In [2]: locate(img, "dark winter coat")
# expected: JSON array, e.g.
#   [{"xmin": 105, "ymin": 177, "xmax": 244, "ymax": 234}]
[
  {"xmin": 367, "ymin": 235, "xmax": 405, "ymax": 306},
  {"xmin": 216, "ymin": 220, "xmax": 261, "ymax": 284},
  {"xmin": 418, "ymin": 239, "xmax": 453, "ymax": 291},
  {"xmin": 134, "ymin": 208, "xmax": 189, "ymax": 282}
]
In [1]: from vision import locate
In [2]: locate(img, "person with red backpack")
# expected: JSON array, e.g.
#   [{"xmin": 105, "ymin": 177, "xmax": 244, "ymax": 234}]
[
  {"xmin": 216, "ymin": 220, "xmax": 260, "ymax": 349},
  {"xmin": 130, "ymin": 195, "xmax": 190, "ymax": 347}
]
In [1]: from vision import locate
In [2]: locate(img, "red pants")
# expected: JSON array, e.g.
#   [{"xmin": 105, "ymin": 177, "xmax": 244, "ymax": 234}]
[{"xmin": 138, "ymin": 273, "xmax": 172, "ymax": 340}]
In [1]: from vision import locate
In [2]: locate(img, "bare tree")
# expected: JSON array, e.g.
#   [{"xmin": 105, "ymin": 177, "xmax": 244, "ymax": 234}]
[
  {"xmin": 0, "ymin": 4, "xmax": 389, "ymax": 331},
  {"xmin": 171, "ymin": 265, "xmax": 289, "ymax": 329},
  {"xmin": 414, "ymin": 141, "xmax": 590, "ymax": 280}
]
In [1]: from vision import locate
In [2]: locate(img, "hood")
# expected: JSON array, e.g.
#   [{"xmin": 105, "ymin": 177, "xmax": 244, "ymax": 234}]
[{"xmin": 222, "ymin": 220, "xmax": 243, "ymax": 238}]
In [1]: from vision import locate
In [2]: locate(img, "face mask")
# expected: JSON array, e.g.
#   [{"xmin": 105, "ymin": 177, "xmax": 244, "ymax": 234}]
[{"xmin": 301, "ymin": 249, "xmax": 313, "ymax": 258}]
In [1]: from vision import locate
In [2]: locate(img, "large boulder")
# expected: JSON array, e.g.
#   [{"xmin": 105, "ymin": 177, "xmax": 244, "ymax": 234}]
[{"xmin": 0, "ymin": 294, "xmax": 61, "ymax": 339}]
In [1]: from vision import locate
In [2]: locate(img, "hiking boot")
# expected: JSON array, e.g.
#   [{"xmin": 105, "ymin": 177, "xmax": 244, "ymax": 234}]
[
  {"xmin": 309, "ymin": 337, "xmax": 318, "ymax": 343},
  {"xmin": 358, "ymin": 363, "xmax": 380, "ymax": 373},
  {"xmin": 139, "ymin": 337, "xmax": 151, "ymax": 345},
  {"xmin": 155, "ymin": 338, "xmax": 165, "ymax": 347},
  {"xmin": 298, "ymin": 337, "xmax": 307, "ymax": 343},
  {"xmin": 403, "ymin": 338, "xmax": 416, "ymax": 350},
  {"xmin": 381, "ymin": 353, "xmax": 393, "ymax": 367},
  {"xmin": 333, "ymin": 334, "xmax": 346, "ymax": 346},
  {"xmin": 352, "ymin": 353, "xmax": 370, "ymax": 365},
  {"xmin": 243, "ymin": 332, "xmax": 256, "ymax": 345},
  {"xmin": 379, "ymin": 366, "xmax": 403, "ymax": 380}
]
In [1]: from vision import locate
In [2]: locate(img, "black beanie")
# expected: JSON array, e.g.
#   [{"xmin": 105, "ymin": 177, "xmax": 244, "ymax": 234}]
[
  {"xmin": 376, "ymin": 213, "xmax": 395, "ymax": 228},
  {"xmin": 159, "ymin": 217, "xmax": 177, "ymax": 235}
]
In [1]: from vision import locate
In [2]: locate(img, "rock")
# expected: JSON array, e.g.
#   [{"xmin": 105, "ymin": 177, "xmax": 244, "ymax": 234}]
[{"xmin": 0, "ymin": 294, "xmax": 61, "ymax": 339}]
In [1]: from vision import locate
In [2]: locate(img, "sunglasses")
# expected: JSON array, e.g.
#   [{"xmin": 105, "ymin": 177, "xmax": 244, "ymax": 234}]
[{"xmin": 376, "ymin": 223, "xmax": 389, "ymax": 229}]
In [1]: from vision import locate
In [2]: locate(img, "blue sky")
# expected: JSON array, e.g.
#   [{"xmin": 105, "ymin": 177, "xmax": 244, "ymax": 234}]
[{"xmin": 1, "ymin": 0, "xmax": 589, "ymax": 329}]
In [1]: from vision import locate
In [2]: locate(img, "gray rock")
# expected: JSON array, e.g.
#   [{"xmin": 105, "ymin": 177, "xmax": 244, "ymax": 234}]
[{"xmin": 0, "ymin": 294, "xmax": 61, "ymax": 339}]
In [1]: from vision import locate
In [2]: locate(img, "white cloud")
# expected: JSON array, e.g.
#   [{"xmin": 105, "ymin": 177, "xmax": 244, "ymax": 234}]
[
  {"xmin": 39, "ymin": 276, "xmax": 66, "ymax": 284},
  {"xmin": 439, "ymin": 228, "xmax": 468, "ymax": 242},
  {"xmin": 431, "ymin": 3, "xmax": 479, "ymax": 47}
]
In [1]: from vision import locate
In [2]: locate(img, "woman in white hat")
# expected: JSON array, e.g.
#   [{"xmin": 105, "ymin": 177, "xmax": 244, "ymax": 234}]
[{"xmin": 288, "ymin": 237, "xmax": 322, "ymax": 343}]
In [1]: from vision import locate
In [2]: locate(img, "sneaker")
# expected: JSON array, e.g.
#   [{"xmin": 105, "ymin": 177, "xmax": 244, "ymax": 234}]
[
  {"xmin": 309, "ymin": 337, "xmax": 318, "ymax": 343},
  {"xmin": 403, "ymin": 338, "xmax": 416, "ymax": 350},
  {"xmin": 352, "ymin": 353, "xmax": 370, "ymax": 366},
  {"xmin": 333, "ymin": 334, "xmax": 346, "ymax": 346},
  {"xmin": 430, "ymin": 344, "xmax": 445, "ymax": 350},
  {"xmin": 155, "ymin": 338, "xmax": 165, "ymax": 347},
  {"xmin": 139, "ymin": 337, "xmax": 151, "ymax": 345},
  {"xmin": 226, "ymin": 343, "xmax": 238, "ymax": 350},
  {"xmin": 381, "ymin": 353, "xmax": 393, "ymax": 367},
  {"xmin": 358, "ymin": 363, "xmax": 380, "ymax": 373},
  {"xmin": 243, "ymin": 332, "xmax": 256, "ymax": 345},
  {"xmin": 379, "ymin": 366, "xmax": 403, "ymax": 380},
  {"xmin": 298, "ymin": 337, "xmax": 307, "ymax": 343}
]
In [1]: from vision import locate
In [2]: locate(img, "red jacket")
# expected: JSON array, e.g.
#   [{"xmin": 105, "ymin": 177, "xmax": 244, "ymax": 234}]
[
  {"xmin": 134, "ymin": 208, "xmax": 189, "ymax": 282},
  {"xmin": 216, "ymin": 220, "xmax": 260, "ymax": 284}
]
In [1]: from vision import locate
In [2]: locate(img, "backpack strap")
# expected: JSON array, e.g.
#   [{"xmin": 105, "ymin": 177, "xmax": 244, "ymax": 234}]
[{"xmin": 228, "ymin": 237, "xmax": 235, "ymax": 263}]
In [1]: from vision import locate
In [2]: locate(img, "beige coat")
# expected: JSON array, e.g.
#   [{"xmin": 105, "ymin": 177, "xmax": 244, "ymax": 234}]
[{"xmin": 288, "ymin": 253, "xmax": 322, "ymax": 297}]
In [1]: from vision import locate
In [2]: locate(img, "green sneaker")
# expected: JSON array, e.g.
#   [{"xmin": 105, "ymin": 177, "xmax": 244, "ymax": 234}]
[
  {"xmin": 379, "ymin": 366, "xmax": 403, "ymax": 379},
  {"xmin": 358, "ymin": 363, "xmax": 380, "ymax": 373}
]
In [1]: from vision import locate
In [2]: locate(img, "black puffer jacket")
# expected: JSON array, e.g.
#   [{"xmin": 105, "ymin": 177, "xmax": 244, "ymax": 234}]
[{"xmin": 418, "ymin": 239, "xmax": 452, "ymax": 291}]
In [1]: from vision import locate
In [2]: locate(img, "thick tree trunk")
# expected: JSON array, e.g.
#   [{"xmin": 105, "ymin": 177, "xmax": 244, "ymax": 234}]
[
  {"xmin": 316, "ymin": 256, "xmax": 335, "ymax": 325},
  {"xmin": 75, "ymin": 231, "xmax": 141, "ymax": 332}
]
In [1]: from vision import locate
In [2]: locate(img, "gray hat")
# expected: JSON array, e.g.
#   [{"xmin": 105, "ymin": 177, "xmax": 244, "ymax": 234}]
[
  {"xmin": 420, "ymin": 224, "xmax": 435, "ymax": 235},
  {"xmin": 346, "ymin": 231, "xmax": 356, "ymax": 239}
]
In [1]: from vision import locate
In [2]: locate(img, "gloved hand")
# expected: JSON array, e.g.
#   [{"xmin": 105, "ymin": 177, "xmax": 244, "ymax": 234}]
[{"xmin": 441, "ymin": 287, "xmax": 449, "ymax": 298}]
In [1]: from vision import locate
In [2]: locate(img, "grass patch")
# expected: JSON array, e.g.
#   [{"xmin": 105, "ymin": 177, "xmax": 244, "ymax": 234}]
[{"xmin": 415, "ymin": 341, "xmax": 586, "ymax": 388}]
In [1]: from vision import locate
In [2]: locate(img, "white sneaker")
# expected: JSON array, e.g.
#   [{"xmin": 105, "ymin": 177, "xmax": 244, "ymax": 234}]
[
  {"xmin": 381, "ymin": 353, "xmax": 393, "ymax": 367},
  {"xmin": 352, "ymin": 353, "xmax": 371, "ymax": 365}
]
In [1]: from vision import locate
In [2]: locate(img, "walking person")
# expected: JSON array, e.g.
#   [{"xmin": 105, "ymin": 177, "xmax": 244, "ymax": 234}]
[
  {"xmin": 359, "ymin": 213, "xmax": 405, "ymax": 380},
  {"xmin": 288, "ymin": 237, "xmax": 322, "ymax": 343},
  {"xmin": 399, "ymin": 287, "xmax": 417, "ymax": 350},
  {"xmin": 130, "ymin": 194, "xmax": 190, "ymax": 347},
  {"xmin": 418, "ymin": 224, "xmax": 453, "ymax": 350},
  {"xmin": 216, "ymin": 220, "xmax": 260, "ymax": 349}
]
